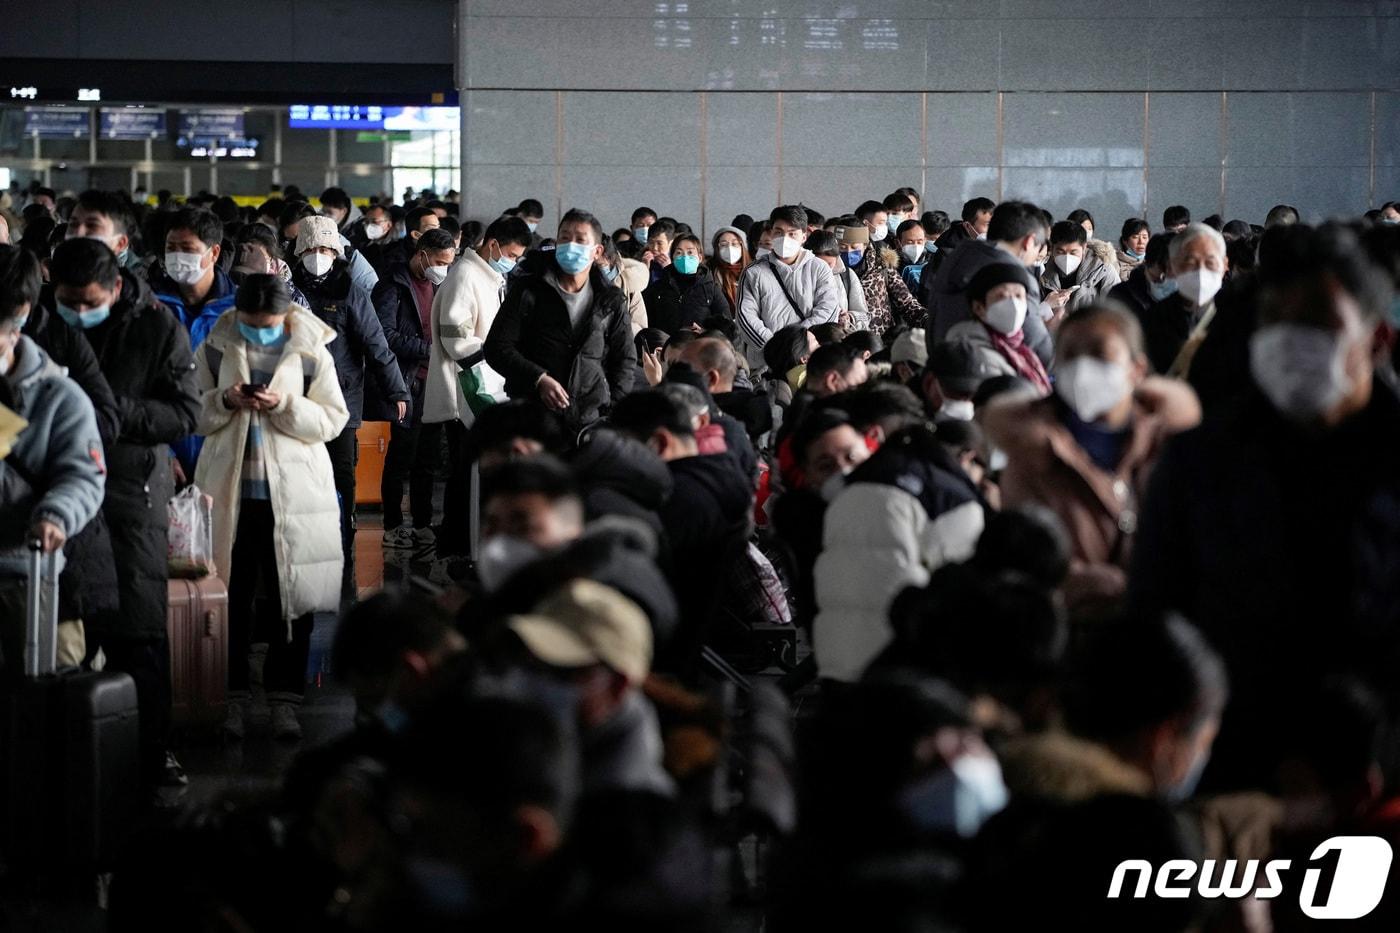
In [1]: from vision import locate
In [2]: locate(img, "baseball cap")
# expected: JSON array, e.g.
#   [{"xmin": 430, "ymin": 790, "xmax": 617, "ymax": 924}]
[
  {"xmin": 890, "ymin": 328, "xmax": 929, "ymax": 368},
  {"xmin": 294, "ymin": 215, "xmax": 345, "ymax": 258},
  {"xmin": 507, "ymin": 579, "xmax": 652, "ymax": 684}
]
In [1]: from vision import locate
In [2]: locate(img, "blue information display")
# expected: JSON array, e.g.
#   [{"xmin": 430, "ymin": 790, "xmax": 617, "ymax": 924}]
[
  {"xmin": 100, "ymin": 108, "xmax": 165, "ymax": 139},
  {"xmin": 288, "ymin": 104, "xmax": 386, "ymax": 130},
  {"xmin": 23, "ymin": 107, "xmax": 89, "ymax": 137},
  {"xmin": 177, "ymin": 108, "xmax": 245, "ymax": 140},
  {"xmin": 184, "ymin": 137, "xmax": 260, "ymax": 159}
]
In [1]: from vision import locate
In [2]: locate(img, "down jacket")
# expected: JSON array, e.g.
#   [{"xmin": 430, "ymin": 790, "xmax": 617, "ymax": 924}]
[
  {"xmin": 833, "ymin": 265, "xmax": 871, "ymax": 331},
  {"xmin": 423, "ymin": 247, "xmax": 506, "ymax": 426},
  {"xmin": 919, "ymin": 239, "xmax": 1054, "ymax": 367},
  {"xmin": 641, "ymin": 266, "xmax": 730, "ymax": 335},
  {"xmin": 1036, "ymin": 240, "xmax": 1121, "ymax": 315},
  {"xmin": 617, "ymin": 257, "xmax": 650, "ymax": 335},
  {"xmin": 735, "ymin": 251, "xmax": 841, "ymax": 370},
  {"xmin": 812, "ymin": 427, "xmax": 985, "ymax": 683},
  {"xmin": 854, "ymin": 246, "xmax": 925, "ymax": 338},
  {"xmin": 193, "ymin": 307, "xmax": 349, "ymax": 627}
]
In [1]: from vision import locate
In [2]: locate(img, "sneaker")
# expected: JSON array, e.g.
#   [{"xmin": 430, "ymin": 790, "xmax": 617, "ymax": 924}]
[
  {"xmin": 411, "ymin": 526, "xmax": 437, "ymax": 547},
  {"xmin": 383, "ymin": 526, "xmax": 417, "ymax": 549},
  {"xmin": 160, "ymin": 751, "xmax": 189, "ymax": 788},
  {"xmin": 222, "ymin": 702, "xmax": 246, "ymax": 741},
  {"xmin": 270, "ymin": 703, "xmax": 303, "ymax": 741}
]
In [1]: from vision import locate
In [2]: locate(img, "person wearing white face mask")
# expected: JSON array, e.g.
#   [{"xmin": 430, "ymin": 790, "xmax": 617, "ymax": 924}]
[
  {"xmin": 846, "ymin": 205, "xmax": 927, "ymax": 340},
  {"xmin": 982, "ymin": 304, "xmax": 1199, "ymax": 618},
  {"xmin": 1038, "ymin": 220, "xmax": 1121, "ymax": 322},
  {"xmin": 1142, "ymin": 222, "xmax": 1229, "ymax": 378},
  {"xmin": 734, "ymin": 205, "xmax": 841, "ymax": 371},
  {"xmin": 947, "ymin": 262, "xmax": 1052, "ymax": 396}
]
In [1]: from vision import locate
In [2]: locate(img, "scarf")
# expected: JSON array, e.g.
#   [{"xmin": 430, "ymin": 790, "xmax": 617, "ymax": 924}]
[
  {"xmin": 984, "ymin": 322, "xmax": 1052, "ymax": 395},
  {"xmin": 714, "ymin": 260, "xmax": 742, "ymax": 314}
]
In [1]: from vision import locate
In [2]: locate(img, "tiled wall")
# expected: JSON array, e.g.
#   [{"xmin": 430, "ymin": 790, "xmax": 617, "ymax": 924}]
[{"xmin": 460, "ymin": 0, "xmax": 1400, "ymax": 238}]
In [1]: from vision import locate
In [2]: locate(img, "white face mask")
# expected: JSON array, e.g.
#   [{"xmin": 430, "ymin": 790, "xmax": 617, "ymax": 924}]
[
  {"xmin": 1053, "ymin": 253, "xmax": 1082, "ymax": 276},
  {"xmin": 939, "ymin": 398, "xmax": 975, "ymax": 421},
  {"xmin": 1055, "ymin": 356, "xmax": 1131, "ymax": 423},
  {"xmin": 899, "ymin": 752, "xmax": 1009, "ymax": 839},
  {"xmin": 869, "ymin": 225, "xmax": 888, "ymax": 243},
  {"xmin": 983, "ymin": 295, "xmax": 1028, "ymax": 335},
  {"xmin": 301, "ymin": 252, "xmax": 334, "ymax": 277},
  {"xmin": 1249, "ymin": 324, "xmax": 1354, "ymax": 421},
  {"xmin": 476, "ymin": 535, "xmax": 544, "ymax": 592},
  {"xmin": 165, "ymin": 249, "xmax": 208, "ymax": 285},
  {"xmin": 718, "ymin": 244, "xmax": 742, "ymax": 265},
  {"xmin": 364, "ymin": 222, "xmax": 387, "ymax": 240},
  {"xmin": 901, "ymin": 243, "xmax": 924, "ymax": 264},
  {"xmin": 425, "ymin": 263, "xmax": 450, "ymax": 286},
  {"xmin": 772, "ymin": 235, "xmax": 801, "ymax": 260},
  {"xmin": 1175, "ymin": 267, "xmax": 1223, "ymax": 307}
]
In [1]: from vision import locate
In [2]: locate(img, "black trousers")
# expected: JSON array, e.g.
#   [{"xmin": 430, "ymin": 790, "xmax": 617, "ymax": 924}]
[
  {"xmin": 96, "ymin": 634, "xmax": 171, "ymax": 784},
  {"xmin": 325, "ymin": 424, "xmax": 358, "ymax": 599},
  {"xmin": 381, "ymin": 378, "xmax": 433, "ymax": 531},
  {"xmin": 227, "ymin": 500, "xmax": 314, "ymax": 704}
]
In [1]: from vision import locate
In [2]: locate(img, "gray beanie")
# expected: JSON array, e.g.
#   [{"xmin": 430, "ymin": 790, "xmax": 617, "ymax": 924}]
[{"xmin": 711, "ymin": 225, "xmax": 747, "ymax": 247}]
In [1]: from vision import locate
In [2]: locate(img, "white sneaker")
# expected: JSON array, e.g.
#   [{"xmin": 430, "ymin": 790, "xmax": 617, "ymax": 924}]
[
  {"xmin": 412, "ymin": 526, "xmax": 437, "ymax": 547},
  {"xmin": 270, "ymin": 703, "xmax": 303, "ymax": 741},
  {"xmin": 383, "ymin": 526, "xmax": 417, "ymax": 548}
]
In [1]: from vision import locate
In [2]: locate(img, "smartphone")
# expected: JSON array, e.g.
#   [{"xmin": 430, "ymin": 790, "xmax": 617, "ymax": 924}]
[{"xmin": 239, "ymin": 383, "xmax": 267, "ymax": 397}]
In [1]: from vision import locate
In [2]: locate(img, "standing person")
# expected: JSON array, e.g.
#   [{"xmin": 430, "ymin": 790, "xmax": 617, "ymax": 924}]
[
  {"xmin": 1141, "ymin": 222, "xmax": 1229, "ymax": 378},
  {"xmin": 289, "ymin": 216, "xmax": 410, "ymax": 601},
  {"xmin": 1108, "ymin": 232, "xmax": 1176, "ymax": 322},
  {"xmin": 849, "ymin": 213, "xmax": 926, "ymax": 339},
  {"xmin": 484, "ymin": 208, "xmax": 636, "ymax": 436},
  {"xmin": 1037, "ymin": 221, "xmax": 1121, "ymax": 318},
  {"xmin": 194, "ymin": 275, "xmax": 348, "ymax": 741},
  {"xmin": 600, "ymin": 236, "xmax": 649, "ymax": 335},
  {"xmin": 946, "ymin": 263, "xmax": 1052, "ymax": 395},
  {"xmin": 348, "ymin": 200, "xmax": 395, "ymax": 255},
  {"xmin": 895, "ymin": 218, "xmax": 933, "ymax": 293},
  {"xmin": 373, "ymin": 228, "xmax": 458, "ymax": 548},
  {"xmin": 150, "ymin": 206, "xmax": 234, "ymax": 353},
  {"xmin": 65, "ymin": 189, "xmax": 142, "ymax": 273},
  {"xmin": 1115, "ymin": 218, "xmax": 1152, "ymax": 280},
  {"xmin": 735, "ymin": 205, "xmax": 841, "ymax": 371},
  {"xmin": 709, "ymin": 226, "xmax": 749, "ymax": 316},
  {"xmin": 809, "ymin": 229, "xmax": 870, "ymax": 332},
  {"xmin": 641, "ymin": 233, "xmax": 730, "ymax": 334},
  {"xmin": 48, "ymin": 238, "xmax": 201, "ymax": 790}
]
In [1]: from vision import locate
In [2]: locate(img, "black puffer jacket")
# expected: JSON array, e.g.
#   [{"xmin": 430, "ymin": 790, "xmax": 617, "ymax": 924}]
[
  {"xmin": 82, "ymin": 268, "xmax": 201, "ymax": 638},
  {"xmin": 22, "ymin": 300, "xmax": 120, "ymax": 620},
  {"xmin": 485, "ymin": 263, "xmax": 636, "ymax": 435},
  {"xmin": 370, "ymin": 260, "xmax": 433, "ymax": 393},
  {"xmin": 641, "ymin": 266, "xmax": 730, "ymax": 335},
  {"xmin": 569, "ymin": 427, "xmax": 673, "ymax": 540},
  {"xmin": 292, "ymin": 260, "xmax": 409, "ymax": 427}
]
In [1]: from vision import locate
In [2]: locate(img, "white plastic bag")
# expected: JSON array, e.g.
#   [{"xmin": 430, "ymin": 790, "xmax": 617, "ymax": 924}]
[{"xmin": 168, "ymin": 485, "xmax": 215, "ymax": 578}]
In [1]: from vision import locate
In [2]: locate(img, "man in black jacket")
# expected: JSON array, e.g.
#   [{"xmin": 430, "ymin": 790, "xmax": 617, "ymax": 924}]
[
  {"xmin": 50, "ymin": 237, "xmax": 201, "ymax": 791},
  {"xmin": 372, "ymin": 228, "xmax": 457, "ymax": 549},
  {"xmin": 485, "ymin": 208, "xmax": 636, "ymax": 437},
  {"xmin": 291, "ymin": 216, "xmax": 410, "ymax": 601}
]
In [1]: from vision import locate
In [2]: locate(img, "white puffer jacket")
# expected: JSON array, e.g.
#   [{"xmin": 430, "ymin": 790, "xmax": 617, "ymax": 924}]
[
  {"xmin": 423, "ymin": 248, "xmax": 507, "ymax": 426},
  {"xmin": 812, "ymin": 433, "xmax": 985, "ymax": 683},
  {"xmin": 735, "ymin": 251, "xmax": 841, "ymax": 369},
  {"xmin": 194, "ymin": 307, "xmax": 349, "ymax": 628}
]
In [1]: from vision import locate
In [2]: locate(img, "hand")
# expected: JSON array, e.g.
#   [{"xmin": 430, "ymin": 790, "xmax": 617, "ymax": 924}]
[
  {"xmin": 537, "ymin": 374, "xmax": 570, "ymax": 411},
  {"xmin": 641, "ymin": 348, "xmax": 665, "ymax": 386},
  {"xmin": 31, "ymin": 519, "xmax": 65, "ymax": 553},
  {"xmin": 654, "ymin": 252, "xmax": 671, "ymax": 268},
  {"xmin": 172, "ymin": 457, "xmax": 187, "ymax": 487},
  {"xmin": 396, "ymin": 401, "xmax": 409, "ymax": 423},
  {"xmin": 1047, "ymin": 288, "xmax": 1073, "ymax": 311},
  {"xmin": 223, "ymin": 383, "xmax": 258, "ymax": 410},
  {"xmin": 837, "ymin": 308, "xmax": 853, "ymax": 329},
  {"xmin": 252, "ymin": 388, "xmax": 281, "ymax": 411}
]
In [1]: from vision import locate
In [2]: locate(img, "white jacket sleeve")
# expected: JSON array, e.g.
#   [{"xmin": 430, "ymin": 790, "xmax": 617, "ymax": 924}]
[
  {"xmin": 195, "ymin": 343, "xmax": 237, "ymax": 437},
  {"xmin": 268, "ymin": 346, "xmax": 350, "ymax": 444},
  {"xmin": 435, "ymin": 268, "xmax": 482, "ymax": 363},
  {"xmin": 920, "ymin": 500, "xmax": 984, "ymax": 570},
  {"xmin": 807, "ymin": 260, "xmax": 841, "ymax": 325},
  {"xmin": 736, "ymin": 267, "xmax": 772, "ymax": 350}
]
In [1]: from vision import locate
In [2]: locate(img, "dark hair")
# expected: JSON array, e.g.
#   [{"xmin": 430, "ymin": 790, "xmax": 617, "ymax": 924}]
[
  {"xmin": 1049, "ymin": 220, "xmax": 1088, "ymax": 247},
  {"xmin": 415, "ymin": 228, "xmax": 456, "ymax": 254},
  {"xmin": 731, "ymin": 213, "xmax": 754, "ymax": 231},
  {"xmin": 210, "ymin": 196, "xmax": 239, "ymax": 224},
  {"xmin": 1066, "ymin": 208, "xmax": 1095, "ymax": 229},
  {"xmin": 635, "ymin": 327, "xmax": 668, "ymax": 357},
  {"xmin": 700, "ymin": 315, "xmax": 739, "ymax": 342},
  {"xmin": 0, "ymin": 245, "xmax": 41, "ymax": 322},
  {"xmin": 771, "ymin": 204, "xmax": 809, "ymax": 230},
  {"xmin": 234, "ymin": 221, "xmax": 283, "ymax": 261},
  {"xmin": 516, "ymin": 198, "xmax": 544, "ymax": 218},
  {"xmin": 49, "ymin": 236, "xmax": 120, "ymax": 290},
  {"xmin": 855, "ymin": 200, "xmax": 886, "ymax": 222},
  {"xmin": 470, "ymin": 400, "xmax": 568, "ymax": 460},
  {"xmin": 809, "ymin": 322, "xmax": 848, "ymax": 346},
  {"xmin": 763, "ymin": 324, "xmax": 812, "ymax": 374},
  {"xmin": 167, "ymin": 207, "xmax": 223, "ymax": 249},
  {"xmin": 1163, "ymin": 205, "xmax": 1191, "ymax": 228},
  {"xmin": 663, "ymin": 329, "xmax": 698, "ymax": 353},
  {"xmin": 332, "ymin": 589, "xmax": 455, "ymax": 683},
  {"xmin": 1266, "ymin": 205, "xmax": 1300, "ymax": 228},
  {"xmin": 805, "ymin": 230, "xmax": 840, "ymax": 258},
  {"xmin": 559, "ymin": 207, "xmax": 603, "ymax": 244},
  {"xmin": 669, "ymin": 233, "xmax": 703, "ymax": 259},
  {"xmin": 972, "ymin": 505, "xmax": 1071, "ymax": 591},
  {"xmin": 921, "ymin": 210, "xmax": 952, "ymax": 236},
  {"xmin": 631, "ymin": 206, "xmax": 658, "ymax": 224},
  {"xmin": 1065, "ymin": 614, "xmax": 1228, "ymax": 746},
  {"xmin": 438, "ymin": 215, "xmax": 462, "ymax": 237},
  {"xmin": 609, "ymin": 388, "xmax": 696, "ymax": 440},
  {"xmin": 895, "ymin": 219, "xmax": 925, "ymax": 240},
  {"xmin": 1202, "ymin": 213, "xmax": 1223, "ymax": 231},
  {"xmin": 806, "ymin": 342, "xmax": 862, "ymax": 385},
  {"xmin": 747, "ymin": 219, "xmax": 772, "ymax": 254},
  {"xmin": 404, "ymin": 206, "xmax": 437, "ymax": 234},
  {"xmin": 1221, "ymin": 219, "xmax": 1253, "ymax": 241},
  {"xmin": 962, "ymin": 197, "xmax": 996, "ymax": 222},
  {"xmin": 74, "ymin": 189, "xmax": 131, "ymax": 235},
  {"xmin": 1119, "ymin": 218, "xmax": 1151, "ymax": 246},
  {"xmin": 481, "ymin": 454, "xmax": 581, "ymax": 507},
  {"xmin": 317, "ymin": 187, "xmax": 351, "ymax": 211},
  {"xmin": 647, "ymin": 219, "xmax": 676, "ymax": 242},
  {"xmin": 484, "ymin": 215, "xmax": 532, "ymax": 250},
  {"xmin": 615, "ymin": 237, "xmax": 644, "ymax": 261},
  {"xmin": 234, "ymin": 273, "xmax": 290, "ymax": 314},
  {"xmin": 802, "ymin": 206, "xmax": 825, "ymax": 228},
  {"xmin": 835, "ymin": 381, "xmax": 926, "ymax": 435},
  {"xmin": 792, "ymin": 408, "xmax": 858, "ymax": 467},
  {"xmin": 843, "ymin": 329, "xmax": 883, "ymax": 357},
  {"xmin": 882, "ymin": 192, "xmax": 915, "ymax": 214},
  {"xmin": 1144, "ymin": 232, "xmax": 1174, "ymax": 270},
  {"xmin": 986, "ymin": 200, "xmax": 1048, "ymax": 245}
]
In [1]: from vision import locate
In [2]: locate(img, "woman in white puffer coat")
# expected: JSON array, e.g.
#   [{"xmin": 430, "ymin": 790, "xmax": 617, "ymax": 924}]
[{"xmin": 194, "ymin": 274, "xmax": 348, "ymax": 741}]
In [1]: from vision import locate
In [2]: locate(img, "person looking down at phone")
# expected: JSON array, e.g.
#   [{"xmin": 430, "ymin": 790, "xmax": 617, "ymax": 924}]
[
  {"xmin": 946, "ymin": 262, "xmax": 1051, "ymax": 395},
  {"xmin": 1038, "ymin": 220, "xmax": 1121, "ymax": 325},
  {"xmin": 193, "ymin": 274, "xmax": 348, "ymax": 742}
]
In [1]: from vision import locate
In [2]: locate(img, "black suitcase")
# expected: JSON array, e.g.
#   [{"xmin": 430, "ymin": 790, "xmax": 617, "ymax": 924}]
[{"xmin": 2, "ymin": 544, "xmax": 141, "ymax": 869}]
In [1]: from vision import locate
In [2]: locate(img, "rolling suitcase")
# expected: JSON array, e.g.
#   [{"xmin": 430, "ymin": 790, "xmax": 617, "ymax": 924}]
[
  {"xmin": 3, "ymin": 544, "xmax": 140, "ymax": 869},
  {"xmin": 167, "ymin": 576, "xmax": 229, "ymax": 729}
]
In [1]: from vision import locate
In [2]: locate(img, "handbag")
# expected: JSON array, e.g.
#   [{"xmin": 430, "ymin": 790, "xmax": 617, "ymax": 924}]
[{"xmin": 456, "ymin": 350, "xmax": 498, "ymax": 416}]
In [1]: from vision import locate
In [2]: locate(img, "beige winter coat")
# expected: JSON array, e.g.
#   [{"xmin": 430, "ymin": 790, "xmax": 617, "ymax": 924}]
[
  {"xmin": 194, "ymin": 307, "xmax": 349, "ymax": 627},
  {"xmin": 618, "ymin": 257, "xmax": 650, "ymax": 335},
  {"xmin": 423, "ymin": 248, "xmax": 506, "ymax": 426}
]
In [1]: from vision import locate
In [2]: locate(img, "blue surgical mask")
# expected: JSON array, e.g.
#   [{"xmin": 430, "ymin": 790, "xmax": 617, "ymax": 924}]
[
  {"xmin": 633, "ymin": 226, "xmax": 650, "ymax": 243},
  {"xmin": 1124, "ymin": 247, "xmax": 1144, "ymax": 260},
  {"xmin": 487, "ymin": 255, "xmax": 516, "ymax": 275},
  {"xmin": 238, "ymin": 321, "xmax": 286, "ymax": 346},
  {"xmin": 56, "ymin": 301, "xmax": 111, "ymax": 329},
  {"xmin": 887, "ymin": 214, "xmax": 905, "ymax": 235},
  {"xmin": 842, "ymin": 250, "xmax": 863, "ymax": 268},
  {"xmin": 673, "ymin": 254, "xmax": 700, "ymax": 275},
  {"xmin": 601, "ymin": 264, "xmax": 620, "ymax": 283},
  {"xmin": 1149, "ymin": 276, "xmax": 1179, "ymax": 301},
  {"xmin": 555, "ymin": 241, "xmax": 593, "ymax": 275}
]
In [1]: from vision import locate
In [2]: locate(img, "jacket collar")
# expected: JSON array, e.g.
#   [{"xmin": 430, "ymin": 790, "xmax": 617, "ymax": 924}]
[
  {"xmin": 153, "ymin": 265, "xmax": 236, "ymax": 313},
  {"xmin": 459, "ymin": 247, "xmax": 505, "ymax": 288},
  {"xmin": 1035, "ymin": 395, "xmax": 1160, "ymax": 517},
  {"xmin": 204, "ymin": 303, "xmax": 336, "ymax": 356}
]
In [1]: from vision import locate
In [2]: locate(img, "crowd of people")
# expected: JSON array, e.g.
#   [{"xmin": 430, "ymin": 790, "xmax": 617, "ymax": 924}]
[{"xmin": 2, "ymin": 176, "xmax": 1400, "ymax": 929}]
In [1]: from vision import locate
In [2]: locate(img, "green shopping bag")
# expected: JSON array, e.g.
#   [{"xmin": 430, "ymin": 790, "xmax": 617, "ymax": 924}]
[{"xmin": 458, "ymin": 360, "xmax": 498, "ymax": 416}]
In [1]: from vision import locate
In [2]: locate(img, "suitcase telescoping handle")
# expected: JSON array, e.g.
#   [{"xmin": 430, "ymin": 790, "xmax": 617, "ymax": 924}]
[{"xmin": 25, "ymin": 539, "xmax": 59, "ymax": 678}]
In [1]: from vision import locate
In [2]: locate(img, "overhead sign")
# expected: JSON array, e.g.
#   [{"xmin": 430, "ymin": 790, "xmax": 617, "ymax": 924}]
[
  {"xmin": 184, "ymin": 137, "xmax": 261, "ymax": 159},
  {"xmin": 289, "ymin": 104, "xmax": 385, "ymax": 130},
  {"xmin": 382, "ymin": 106, "xmax": 459, "ymax": 132},
  {"xmin": 22, "ymin": 106, "xmax": 88, "ymax": 137},
  {"xmin": 177, "ymin": 108, "xmax": 245, "ymax": 140},
  {"xmin": 99, "ymin": 108, "xmax": 165, "ymax": 139}
]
